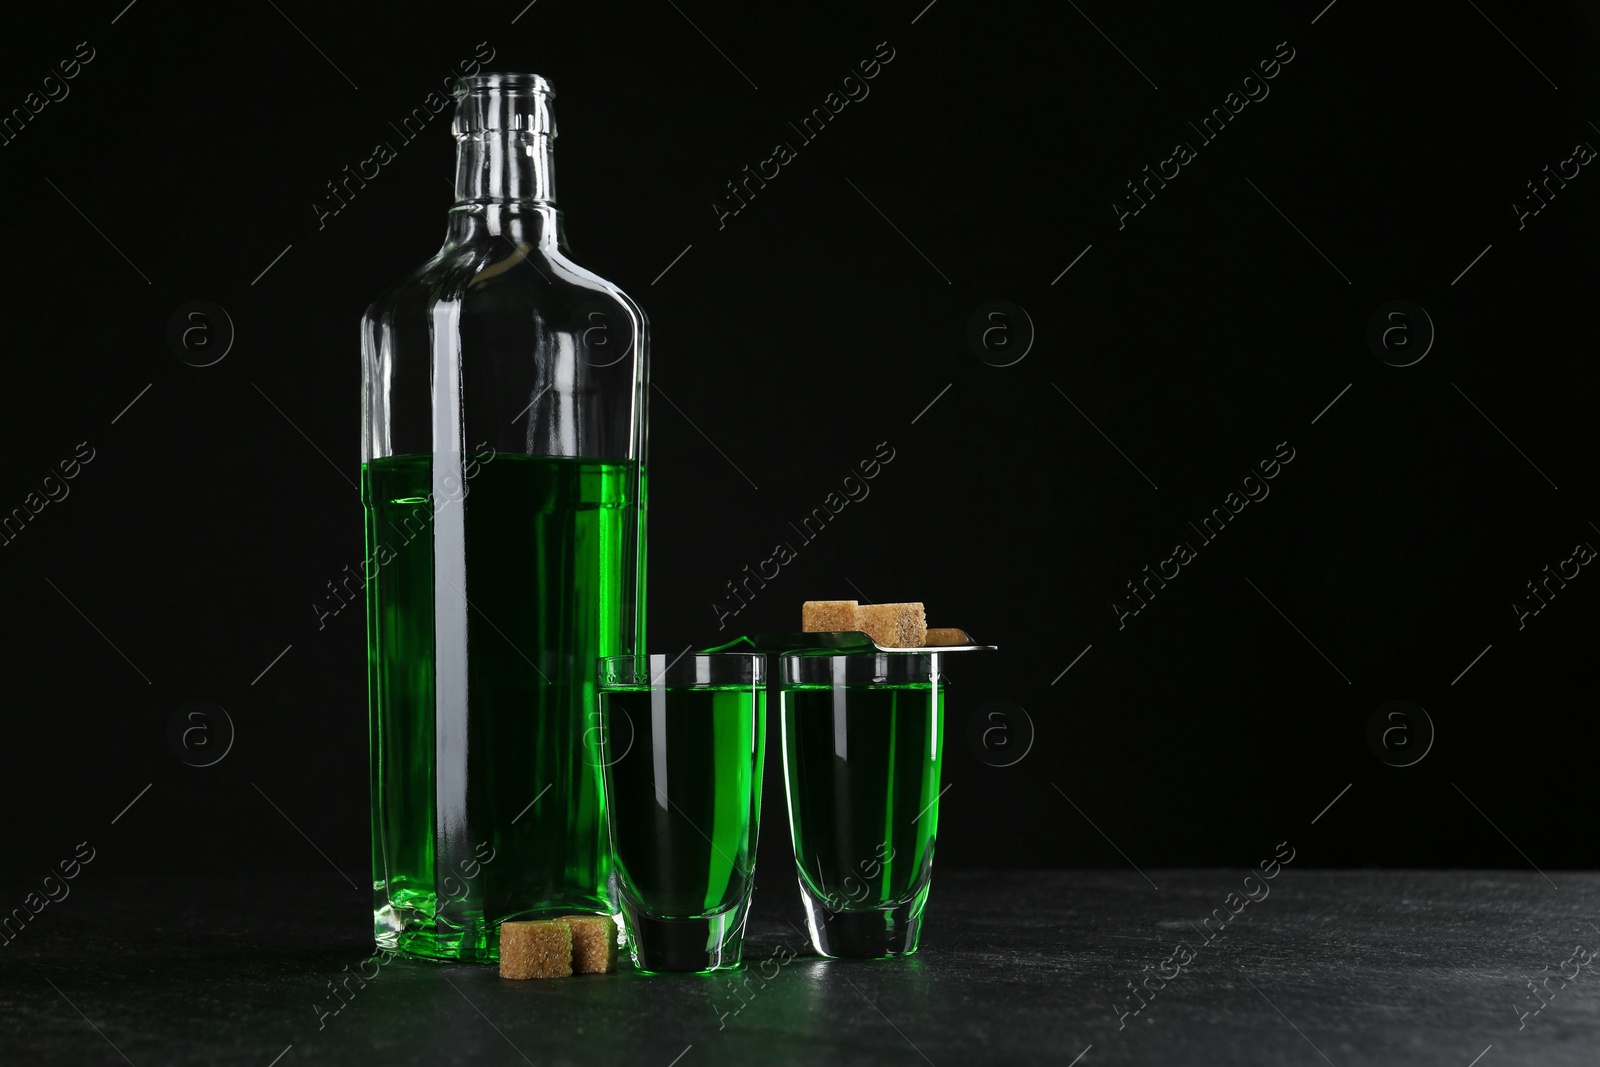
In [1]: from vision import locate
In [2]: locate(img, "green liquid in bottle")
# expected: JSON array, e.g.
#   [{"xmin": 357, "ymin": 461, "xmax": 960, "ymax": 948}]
[
  {"xmin": 781, "ymin": 682, "xmax": 944, "ymax": 913},
  {"xmin": 364, "ymin": 452, "xmax": 642, "ymax": 960},
  {"xmin": 599, "ymin": 686, "xmax": 765, "ymax": 919}
]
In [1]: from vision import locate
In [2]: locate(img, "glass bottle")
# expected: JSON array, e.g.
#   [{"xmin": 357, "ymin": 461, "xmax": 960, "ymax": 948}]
[{"xmin": 360, "ymin": 72, "xmax": 648, "ymax": 961}]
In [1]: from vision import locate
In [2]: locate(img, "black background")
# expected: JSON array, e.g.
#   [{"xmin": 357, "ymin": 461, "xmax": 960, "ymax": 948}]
[{"xmin": 2, "ymin": 0, "xmax": 1597, "ymax": 900}]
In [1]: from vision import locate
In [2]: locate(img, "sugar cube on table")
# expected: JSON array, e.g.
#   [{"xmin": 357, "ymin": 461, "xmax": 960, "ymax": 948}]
[
  {"xmin": 499, "ymin": 919, "xmax": 572, "ymax": 979},
  {"xmin": 556, "ymin": 915, "xmax": 618, "ymax": 974}
]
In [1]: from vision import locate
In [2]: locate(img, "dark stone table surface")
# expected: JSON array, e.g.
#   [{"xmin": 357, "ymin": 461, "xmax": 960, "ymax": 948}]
[{"xmin": 3, "ymin": 870, "xmax": 1598, "ymax": 1066}]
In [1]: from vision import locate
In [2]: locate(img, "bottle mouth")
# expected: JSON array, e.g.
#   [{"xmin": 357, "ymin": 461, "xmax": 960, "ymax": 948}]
[
  {"xmin": 455, "ymin": 72, "xmax": 554, "ymax": 96},
  {"xmin": 453, "ymin": 72, "xmax": 555, "ymax": 138}
]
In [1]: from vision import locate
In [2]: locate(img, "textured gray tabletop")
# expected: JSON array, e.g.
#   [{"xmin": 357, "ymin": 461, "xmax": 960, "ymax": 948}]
[{"xmin": 3, "ymin": 870, "xmax": 1597, "ymax": 1066}]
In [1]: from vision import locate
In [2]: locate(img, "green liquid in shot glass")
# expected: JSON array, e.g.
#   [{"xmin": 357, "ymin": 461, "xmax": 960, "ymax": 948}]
[
  {"xmin": 780, "ymin": 681, "xmax": 944, "ymax": 913},
  {"xmin": 600, "ymin": 685, "xmax": 765, "ymax": 919}
]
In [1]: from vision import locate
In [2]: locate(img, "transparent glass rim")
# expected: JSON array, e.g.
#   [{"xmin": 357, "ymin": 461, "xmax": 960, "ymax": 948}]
[
  {"xmin": 600, "ymin": 652, "xmax": 764, "ymax": 688},
  {"xmin": 781, "ymin": 652, "xmax": 939, "ymax": 686},
  {"xmin": 455, "ymin": 71, "xmax": 554, "ymax": 97},
  {"xmin": 452, "ymin": 72, "xmax": 556, "ymax": 139}
]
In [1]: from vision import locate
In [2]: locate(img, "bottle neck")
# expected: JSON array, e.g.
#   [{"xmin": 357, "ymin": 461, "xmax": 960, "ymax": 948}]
[
  {"xmin": 454, "ymin": 131, "xmax": 555, "ymax": 204},
  {"xmin": 447, "ymin": 74, "xmax": 561, "ymax": 246},
  {"xmin": 447, "ymin": 132, "xmax": 559, "ymax": 244}
]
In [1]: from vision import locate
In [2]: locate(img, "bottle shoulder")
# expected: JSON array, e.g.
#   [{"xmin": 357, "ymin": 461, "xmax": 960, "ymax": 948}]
[
  {"xmin": 544, "ymin": 247, "xmax": 649, "ymax": 342},
  {"xmin": 361, "ymin": 234, "xmax": 648, "ymax": 462},
  {"xmin": 362, "ymin": 239, "xmax": 642, "ymax": 328},
  {"xmin": 360, "ymin": 244, "xmax": 478, "ymax": 327}
]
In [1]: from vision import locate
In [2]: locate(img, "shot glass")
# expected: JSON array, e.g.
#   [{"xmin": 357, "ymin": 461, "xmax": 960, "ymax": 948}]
[
  {"xmin": 597, "ymin": 653, "xmax": 766, "ymax": 973},
  {"xmin": 780, "ymin": 653, "xmax": 945, "ymax": 959}
]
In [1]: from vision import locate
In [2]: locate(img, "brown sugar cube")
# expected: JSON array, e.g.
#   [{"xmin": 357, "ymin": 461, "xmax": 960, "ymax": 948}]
[
  {"xmin": 854, "ymin": 603, "xmax": 926, "ymax": 648},
  {"xmin": 555, "ymin": 915, "xmax": 618, "ymax": 974},
  {"xmin": 923, "ymin": 627, "xmax": 967, "ymax": 647},
  {"xmin": 499, "ymin": 919, "xmax": 572, "ymax": 979},
  {"xmin": 802, "ymin": 600, "xmax": 858, "ymax": 632}
]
